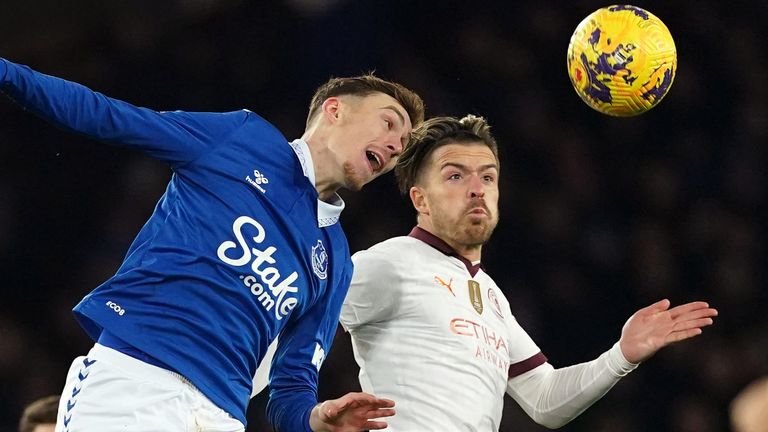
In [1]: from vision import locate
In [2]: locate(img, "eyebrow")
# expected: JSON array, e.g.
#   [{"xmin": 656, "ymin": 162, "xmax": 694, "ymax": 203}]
[
  {"xmin": 440, "ymin": 162, "xmax": 499, "ymax": 172},
  {"xmin": 381, "ymin": 105, "xmax": 406, "ymax": 127}
]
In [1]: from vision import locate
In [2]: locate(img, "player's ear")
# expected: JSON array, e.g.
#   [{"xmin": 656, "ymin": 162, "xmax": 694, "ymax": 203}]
[
  {"xmin": 321, "ymin": 97, "xmax": 342, "ymax": 124},
  {"xmin": 409, "ymin": 186, "xmax": 429, "ymax": 216}
]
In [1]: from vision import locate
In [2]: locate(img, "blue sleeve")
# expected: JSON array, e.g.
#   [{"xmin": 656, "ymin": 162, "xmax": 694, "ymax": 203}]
[
  {"xmin": 266, "ymin": 268, "xmax": 353, "ymax": 432},
  {"xmin": 0, "ymin": 58, "xmax": 249, "ymax": 167}
]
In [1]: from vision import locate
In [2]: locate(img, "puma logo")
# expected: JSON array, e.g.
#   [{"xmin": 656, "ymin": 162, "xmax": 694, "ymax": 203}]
[{"xmin": 434, "ymin": 276, "xmax": 455, "ymax": 296}]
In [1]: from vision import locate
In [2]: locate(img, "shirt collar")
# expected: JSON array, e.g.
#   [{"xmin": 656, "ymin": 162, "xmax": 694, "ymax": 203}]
[
  {"xmin": 289, "ymin": 139, "xmax": 345, "ymax": 228},
  {"xmin": 408, "ymin": 226, "xmax": 484, "ymax": 277}
]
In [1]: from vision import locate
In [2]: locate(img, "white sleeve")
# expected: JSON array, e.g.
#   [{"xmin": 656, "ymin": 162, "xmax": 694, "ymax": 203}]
[
  {"xmin": 505, "ymin": 312, "xmax": 544, "ymax": 366},
  {"xmin": 339, "ymin": 249, "xmax": 400, "ymax": 331},
  {"xmin": 506, "ymin": 342, "xmax": 638, "ymax": 429}
]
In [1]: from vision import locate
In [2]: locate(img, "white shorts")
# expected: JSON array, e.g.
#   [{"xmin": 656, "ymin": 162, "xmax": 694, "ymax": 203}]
[{"xmin": 55, "ymin": 344, "xmax": 245, "ymax": 432}]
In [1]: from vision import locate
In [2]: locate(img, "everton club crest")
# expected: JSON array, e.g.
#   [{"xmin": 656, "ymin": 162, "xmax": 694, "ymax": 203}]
[
  {"xmin": 312, "ymin": 240, "xmax": 328, "ymax": 280},
  {"xmin": 468, "ymin": 280, "xmax": 483, "ymax": 314}
]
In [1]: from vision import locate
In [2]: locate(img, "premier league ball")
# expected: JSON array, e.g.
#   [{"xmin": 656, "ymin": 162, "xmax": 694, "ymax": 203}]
[{"xmin": 567, "ymin": 5, "xmax": 677, "ymax": 116}]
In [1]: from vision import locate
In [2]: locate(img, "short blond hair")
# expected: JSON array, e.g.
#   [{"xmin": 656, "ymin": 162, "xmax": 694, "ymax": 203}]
[{"xmin": 306, "ymin": 73, "xmax": 425, "ymax": 132}]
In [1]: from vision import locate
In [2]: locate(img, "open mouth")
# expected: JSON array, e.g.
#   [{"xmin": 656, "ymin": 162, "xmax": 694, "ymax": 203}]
[{"xmin": 366, "ymin": 151, "xmax": 382, "ymax": 173}]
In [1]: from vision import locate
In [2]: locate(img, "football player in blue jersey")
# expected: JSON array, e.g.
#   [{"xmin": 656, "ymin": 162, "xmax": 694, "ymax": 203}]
[{"xmin": 0, "ymin": 57, "xmax": 424, "ymax": 432}]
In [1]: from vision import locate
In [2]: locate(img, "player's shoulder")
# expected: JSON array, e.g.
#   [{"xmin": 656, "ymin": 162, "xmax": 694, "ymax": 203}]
[
  {"xmin": 240, "ymin": 110, "xmax": 289, "ymax": 142},
  {"xmin": 161, "ymin": 109, "xmax": 288, "ymax": 148},
  {"xmin": 353, "ymin": 236, "xmax": 425, "ymax": 262},
  {"xmin": 350, "ymin": 236, "xmax": 423, "ymax": 287}
]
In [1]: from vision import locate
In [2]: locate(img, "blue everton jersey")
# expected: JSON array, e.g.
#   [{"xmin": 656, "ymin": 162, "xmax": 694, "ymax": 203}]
[{"xmin": 1, "ymin": 59, "xmax": 351, "ymax": 428}]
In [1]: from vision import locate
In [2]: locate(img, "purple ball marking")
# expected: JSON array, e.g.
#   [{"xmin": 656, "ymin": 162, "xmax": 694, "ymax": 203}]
[
  {"xmin": 608, "ymin": 5, "xmax": 650, "ymax": 20},
  {"xmin": 641, "ymin": 68, "xmax": 674, "ymax": 102},
  {"xmin": 589, "ymin": 28, "xmax": 601, "ymax": 45},
  {"xmin": 580, "ymin": 53, "xmax": 613, "ymax": 103},
  {"xmin": 581, "ymin": 37, "xmax": 640, "ymax": 105}
]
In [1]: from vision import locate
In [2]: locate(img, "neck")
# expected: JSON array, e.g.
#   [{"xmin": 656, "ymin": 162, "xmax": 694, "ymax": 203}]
[
  {"xmin": 417, "ymin": 221, "xmax": 483, "ymax": 262},
  {"xmin": 451, "ymin": 243, "xmax": 482, "ymax": 263},
  {"xmin": 301, "ymin": 130, "xmax": 341, "ymax": 202}
]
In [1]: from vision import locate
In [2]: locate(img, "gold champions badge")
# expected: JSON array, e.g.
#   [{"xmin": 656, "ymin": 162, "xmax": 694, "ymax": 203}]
[{"xmin": 468, "ymin": 280, "xmax": 483, "ymax": 314}]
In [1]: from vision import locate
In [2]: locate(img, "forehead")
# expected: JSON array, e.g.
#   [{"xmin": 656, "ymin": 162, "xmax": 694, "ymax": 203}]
[
  {"xmin": 356, "ymin": 92, "xmax": 411, "ymax": 126},
  {"xmin": 428, "ymin": 142, "xmax": 498, "ymax": 169}
]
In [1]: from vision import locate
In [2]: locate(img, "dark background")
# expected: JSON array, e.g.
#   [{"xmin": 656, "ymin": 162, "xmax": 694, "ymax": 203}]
[{"xmin": 1, "ymin": 1, "xmax": 765, "ymax": 431}]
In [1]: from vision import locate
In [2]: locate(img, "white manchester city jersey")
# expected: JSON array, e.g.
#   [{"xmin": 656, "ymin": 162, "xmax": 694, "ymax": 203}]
[{"xmin": 340, "ymin": 228, "xmax": 547, "ymax": 431}]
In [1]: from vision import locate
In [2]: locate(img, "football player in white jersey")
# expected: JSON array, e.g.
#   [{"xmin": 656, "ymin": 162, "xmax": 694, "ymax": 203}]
[{"xmin": 340, "ymin": 115, "xmax": 719, "ymax": 431}]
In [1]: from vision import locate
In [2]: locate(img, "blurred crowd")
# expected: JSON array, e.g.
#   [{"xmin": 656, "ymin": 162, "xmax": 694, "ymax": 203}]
[{"xmin": 1, "ymin": 1, "xmax": 765, "ymax": 431}]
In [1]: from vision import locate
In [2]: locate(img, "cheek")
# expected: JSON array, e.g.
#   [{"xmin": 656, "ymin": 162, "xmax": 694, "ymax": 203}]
[
  {"xmin": 486, "ymin": 188, "xmax": 500, "ymax": 206},
  {"xmin": 433, "ymin": 196, "xmax": 457, "ymax": 218},
  {"xmin": 422, "ymin": 191, "xmax": 443, "ymax": 214},
  {"xmin": 490, "ymin": 194, "xmax": 500, "ymax": 210}
]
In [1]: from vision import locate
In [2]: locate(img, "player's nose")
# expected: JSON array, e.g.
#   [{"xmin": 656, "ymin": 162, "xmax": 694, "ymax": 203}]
[
  {"xmin": 468, "ymin": 175, "xmax": 486, "ymax": 198},
  {"xmin": 386, "ymin": 136, "xmax": 403, "ymax": 157}
]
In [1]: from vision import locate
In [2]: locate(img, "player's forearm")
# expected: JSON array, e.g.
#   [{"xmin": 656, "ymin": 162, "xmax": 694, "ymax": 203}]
[
  {"xmin": 266, "ymin": 390, "xmax": 315, "ymax": 432},
  {"xmin": 0, "ymin": 58, "xmax": 172, "ymax": 147},
  {"xmin": 507, "ymin": 342, "xmax": 638, "ymax": 429}
]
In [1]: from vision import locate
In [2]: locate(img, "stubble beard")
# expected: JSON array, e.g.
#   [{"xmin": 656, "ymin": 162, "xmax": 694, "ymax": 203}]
[
  {"xmin": 433, "ymin": 211, "xmax": 498, "ymax": 250},
  {"xmin": 462, "ymin": 217, "xmax": 497, "ymax": 247},
  {"xmin": 459, "ymin": 201, "xmax": 499, "ymax": 247},
  {"xmin": 342, "ymin": 160, "xmax": 365, "ymax": 191}
]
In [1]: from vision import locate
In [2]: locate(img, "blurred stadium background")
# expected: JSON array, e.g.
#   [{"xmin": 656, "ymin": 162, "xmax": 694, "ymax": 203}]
[{"xmin": 1, "ymin": 1, "xmax": 765, "ymax": 430}]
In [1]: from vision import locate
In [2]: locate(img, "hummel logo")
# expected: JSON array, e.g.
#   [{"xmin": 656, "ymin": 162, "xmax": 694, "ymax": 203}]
[{"xmin": 246, "ymin": 169, "xmax": 269, "ymax": 193}]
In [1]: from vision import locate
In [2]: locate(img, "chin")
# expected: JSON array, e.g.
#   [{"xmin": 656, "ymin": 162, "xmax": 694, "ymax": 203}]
[
  {"xmin": 342, "ymin": 162, "xmax": 369, "ymax": 191},
  {"xmin": 346, "ymin": 182, "xmax": 364, "ymax": 192},
  {"xmin": 343, "ymin": 175, "xmax": 368, "ymax": 192},
  {"xmin": 465, "ymin": 223, "xmax": 496, "ymax": 244}
]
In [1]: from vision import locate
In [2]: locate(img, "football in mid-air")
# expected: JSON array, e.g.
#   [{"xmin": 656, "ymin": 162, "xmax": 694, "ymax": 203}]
[{"xmin": 567, "ymin": 5, "xmax": 677, "ymax": 116}]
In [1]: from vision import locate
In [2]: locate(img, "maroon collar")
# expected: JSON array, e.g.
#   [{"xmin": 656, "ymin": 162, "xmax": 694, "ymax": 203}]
[{"xmin": 408, "ymin": 226, "xmax": 484, "ymax": 277}]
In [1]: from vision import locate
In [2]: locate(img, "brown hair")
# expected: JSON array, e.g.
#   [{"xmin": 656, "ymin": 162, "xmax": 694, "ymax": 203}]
[
  {"xmin": 306, "ymin": 73, "xmax": 425, "ymax": 132},
  {"xmin": 19, "ymin": 395, "xmax": 59, "ymax": 432},
  {"xmin": 395, "ymin": 114, "xmax": 498, "ymax": 194}
]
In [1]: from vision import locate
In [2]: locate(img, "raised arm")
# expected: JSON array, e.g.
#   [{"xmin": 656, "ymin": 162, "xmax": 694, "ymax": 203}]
[
  {"xmin": 0, "ymin": 58, "xmax": 248, "ymax": 166},
  {"xmin": 618, "ymin": 299, "xmax": 717, "ymax": 363},
  {"xmin": 507, "ymin": 299, "xmax": 717, "ymax": 429}
]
